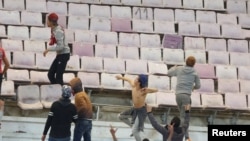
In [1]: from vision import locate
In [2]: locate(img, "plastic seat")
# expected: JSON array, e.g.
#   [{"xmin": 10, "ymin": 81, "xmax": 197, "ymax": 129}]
[
  {"xmin": 193, "ymin": 79, "xmax": 215, "ymax": 94},
  {"xmin": 148, "ymin": 62, "xmax": 168, "ymax": 75},
  {"xmin": 204, "ymin": 0, "xmax": 225, "ymax": 10},
  {"xmin": 17, "ymin": 85, "xmax": 43, "ymax": 110},
  {"xmin": 183, "ymin": 0, "xmax": 203, "ymax": 9},
  {"xmin": 240, "ymin": 80, "xmax": 250, "ymax": 94},
  {"xmin": 90, "ymin": 18, "xmax": 111, "ymax": 31},
  {"xmin": 26, "ymin": 0, "xmax": 47, "ymax": 12},
  {"xmin": 163, "ymin": 0, "xmax": 182, "ymax": 8},
  {"xmin": 154, "ymin": 8, "xmax": 174, "ymax": 21},
  {"xmin": 230, "ymin": 52, "xmax": 250, "ymax": 67},
  {"xmin": 66, "ymin": 55, "xmax": 80, "ymax": 71},
  {"xmin": 132, "ymin": 19, "xmax": 153, "ymax": 33},
  {"xmin": 72, "ymin": 42, "xmax": 94, "ymax": 57},
  {"xmin": 175, "ymin": 9, "xmax": 195, "ymax": 22},
  {"xmin": 163, "ymin": 48, "xmax": 185, "ymax": 65},
  {"xmin": 36, "ymin": 52, "xmax": 56, "ymax": 70},
  {"xmin": 100, "ymin": 0, "xmax": 120, "ymax": 5},
  {"xmin": 238, "ymin": 14, "xmax": 250, "ymax": 28},
  {"xmin": 117, "ymin": 46, "xmax": 139, "ymax": 60},
  {"xmin": 148, "ymin": 75, "xmax": 170, "ymax": 92},
  {"xmin": 191, "ymin": 93, "xmax": 202, "ymax": 109},
  {"xmin": 162, "ymin": 34, "xmax": 183, "ymax": 49},
  {"xmin": 119, "ymin": 33, "xmax": 140, "ymax": 47},
  {"xmin": 30, "ymin": 27, "xmax": 51, "ymax": 41},
  {"xmin": 217, "ymin": 79, "xmax": 240, "ymax": 94},
  {"xmin": 157, "ymin": 92, "xmax": 177, "ymax": 108},
  {"xmin": 47, "ymin": 1, "xmax": 67, "ymax": 15},
  {"xmin": 227, "ymin": 0, "xmax": 247, "ymax": 14},
  {"xmin": 103, "ymin": 58, "xmax": 125, "ymax": 74},
  {"xmin": 205, "ymin": 38, "xmax": 227, "ymax": 52},
  {"xmin": 95, "ymin": 44, "xmax": 117, "ymax": 58},
  {"xmin": 215, "ymin": 65, "xmax": 237, "ymax": 79},
  {"xmin": 132, "ymin": 7, "xmax": 153, "ymax": 20},
  {"xmin": 140, "ymin": 47, "xmax": 162, "ymax": 62},
  {"xmin": 64, "ymin": 29, "xmax": 75, "ymax": 43},
  {"xmin": 238, "ymin": 66, "xmax": 250, "ymax": 81},
  {"xmin": 196, "ymin": 11, "xmax": 216, "ymax": 23},
  {"xmin": 208, "ymin": 51, "xmax": 229, "ymax": 65},
  {"xmin": 142, "ymin": 0, "xmax": 163, "ymax": 7},
  {"xmin": 63, "ymin": 73, "xmax": 76, "ymax": 84},
  {"xmin": 111, "ymin": 6, "xmax": 132, "ymax": 19},
  {"xmin": 184, "ymin": 50, "xmax": 206, "ymax": 64},
  {"xmin": 0, "ymin": 25, "xmax": 6, "ymax": 37},
  {"xmin": 140, "ymin": 34, "xmax": 161, "ymax": 48},
  {"xmin": 40, "ymin": 84, "xmax": 62, "ymax": 108},
  {"xmin": 0, "ymin": 10, "xmax": 20, "ymax": 25},
  {"xmin": 97, "ymin": 31, "xmax": 118, "ymax": 45},
  {"xmin": 125, "ymin": 59, "xmax": 148, "ymax": 75},
  {"xmin": 194, "ymin": 63, "xmax": 216, "ymax": 79},
  {"xmin": 80, "ymin": 56, "xmax": 103, "ymax": 73},
  {"xmin": 101, "ymin": 73, "xmax": 124, "ymax": 90},
  {"xmin": 68, "ymin": 3, "xmax": 89, "ymax": 17},
  {"xmin": 68, "ymin": 16, "xmax": 89, "ymax": 30},
  {"xmin": 221, "ymin": 24, "xmax": 244, "ymax": 39},
  {"xmin": 21, "ymin": 11, "xmax": 43, "ymax": 26},
  {"xmin": 111, "ymin": 18, "xmax": 132, "ymax": 32},
  {"xmin": 90, "ymin": 5, "xmax": 111, "ymax": 19},
  {"xmin": 199, "ymin": 23, "xmax": 221, "ymax": 38},
  {"xmin": 12, "ymin": 51, "xmax": 36, "ymax": 69},
  {"xmin": 121, "ymin": 0, "xmax": 141, "ymax": 6},
  {"xmin": 184, "ymin": 37, "xmax": 205, "ymax": 50},
  {"xmin": 74, "ymin": 30, "xmax": 96, "ymax": 44},
  {"xmin": 227, "ymin": 39, "xmax": 248, "ymax": 53},
  {"xmin": 24, "ymin": 40, "xmax": 46, "ymax": 53},
  {"xmin": 1, "ymin": 39, "xmax": 23, "ymax": 52},
  {"xmin": 217, "ymin": 13, "xmax": 237, "ymax": 25},
  {"xmin": 77, "ymin": 72, "xmax": 101, "ymax": 89},
  {"xmin": 0, "ymin": 80, "xmax": 15, "ymax": 97},
  {"xmin": 224, "ymin": 93, "xmax": 248, "ymax": 111},
  {"xmin": 178, "ymin": 22, "xmax": 199, "ymax": 36},
  {"xmin": 8, "ymin": 26, "xmax": 29, "ymax": 40},
  {"xmin": 4, "ymin": 0, "xmax": 25, "ymax": 11},
  {"xmin": 7, "ymin": 68, "xmax": 30, "ymax": 83},
  {"xmin": 30, "ymin": 70, "xmax": 50, "ymax": 84},
  {"xmin": 201, "ymin": 94, "xmax": 226, "ymax": 110},
  {"xmin": 154, "ymin": 21, "xmax": 176, "ymax": 34}
]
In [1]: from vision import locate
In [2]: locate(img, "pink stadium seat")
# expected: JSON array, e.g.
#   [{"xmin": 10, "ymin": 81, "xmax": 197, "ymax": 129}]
[
  {"xmin": 103, "ymin": 58, "xmax": 125, "ymax": 74},
  {"xmin": 72, "ymin": 42, "xmax": 94, "ymax": 57},
  {"xmin": 17, "ymin": 85, "xmax": 43, "ymax": 110},
  {"xmin": 26, "ymin": 0, "xmax": 47, "ymax": 12},
  {"xmin": 194, "ymin": 63, "xmax": 216, "ymax": 79},
  {"xmin": 119, "ymin": 33, "xmax": 140, "ymax": 47},
  {"xmin": 0, "ymin": 10, "xmax": 20, "ymax": 25},
  {"xmin": 77, "ymin": 72, "xmax": 101, "ymax": 88},
  {"xmin": 80, "ymin": 56, "xmax": 103, "ymax": 72},
  {"xmin": 74, "ymin": 30, "xmax": 96, "ymax": 43},
  {"xmin": 68, "ymin": 16, "xmax": 89, "ymax": 30},
  {"xmin": 125, "ymin": 59, "xmax": 148, "ymax": 75},
  {"xmin": 95, "ymin": 44, "xmax": 117, "ymax": 58},
  {"xmin": 162, "ymin": 34, "xmax": 183, "ymax": 49},
  {"xmin": 111, "ymin": 18, "xmax": 132, "ymax": 32},
  {"xmin": 117, "ymin": 46, "xmax": 139, "ymax": 60},
  {"xmin": 193, "ymin": 79, "xmax": 215, "ymax": 94}
]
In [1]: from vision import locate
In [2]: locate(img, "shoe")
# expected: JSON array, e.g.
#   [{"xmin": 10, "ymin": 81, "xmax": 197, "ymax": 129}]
[{"xmin": 186, "ymin": 138, "xmax": 191, "ymax": 141}]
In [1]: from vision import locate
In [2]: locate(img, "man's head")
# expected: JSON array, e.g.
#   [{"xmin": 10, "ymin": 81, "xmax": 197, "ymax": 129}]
[
  {"xmin": 69, "ymin": 77, "xmax": 83, "ymax": 95},
  {"xmin": 61, "ymin": 85, "xmax": 72, "ymax": 99},
  {"xmin": 142, "ymin": 138, "xmax": 150, "ymax": 141},
  {"xmin": 47, "ymin": 13, "xmax": 58, "ymax": 27},
  {"xmin": 135, "ymin": 74, "xmax": 148, "ymax": 88},
  {"xmin": 186, "ymin": 56, "xmax": 196, "ymax": 67},
  {"xmin": 170, "ymin": 116, "xmax": 181, "ymax": 128}
]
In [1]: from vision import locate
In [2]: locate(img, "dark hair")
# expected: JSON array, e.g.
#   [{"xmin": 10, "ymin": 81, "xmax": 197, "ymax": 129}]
[
  {"xmin": 138, "ymin": 74, "xmax": 148, "ymax": 88},
  {"xmin": 143, "ymin": 138, "xmax": 150, "ymax": 141},
  {"xmin": 170, "ymin": 116, "xmax": 181, "ymax": 128}
]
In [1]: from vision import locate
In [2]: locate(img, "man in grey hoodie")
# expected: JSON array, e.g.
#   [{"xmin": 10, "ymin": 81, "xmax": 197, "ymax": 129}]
[{"xmin": 167, "ymin": 56, "xmax": 201, "ymax": 141}]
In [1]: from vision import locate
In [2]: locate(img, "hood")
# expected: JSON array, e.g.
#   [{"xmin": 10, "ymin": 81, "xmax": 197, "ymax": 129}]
[
  {"xmin": 181, "ymin": 66, "xmax": 195, "ymax": 74},
  {"xmin": 58, "ymin": 98, "xmax": 71, "ymax": 107},
  {"xmin": 174, "ymin": 126, "xmax": 182, "ymax": 134},
  {"xmin": 69, "ymin": 77, "xmax": 83, "ymax": 93}
]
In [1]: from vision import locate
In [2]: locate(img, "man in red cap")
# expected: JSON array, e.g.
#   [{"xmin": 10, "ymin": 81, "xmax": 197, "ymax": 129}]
[{"xmin": 43, "ymin": 13, "xmax": 70, "ymax": 85}]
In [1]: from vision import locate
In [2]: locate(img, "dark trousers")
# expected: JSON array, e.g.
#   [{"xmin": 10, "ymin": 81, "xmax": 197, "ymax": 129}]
[
  {"xmin": 48, "ymin": 53, "xmax": 70, "ymax": 85},
  {"xmin": 73, "ymin": 119, "xmax": 92, "ymax": 141},
  {"xmin": 0, "ymin": 73, "xmax": 2, "ymax": 94}
]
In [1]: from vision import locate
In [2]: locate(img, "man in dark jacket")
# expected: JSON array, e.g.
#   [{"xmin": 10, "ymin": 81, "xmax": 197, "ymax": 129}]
[
  {"xmin": 42, "ymin": 85, "xmax": 78, "ymax": 141},
  {"xmin": 147, "ymin": 105, "xmax": 189, "ymax": 141}
]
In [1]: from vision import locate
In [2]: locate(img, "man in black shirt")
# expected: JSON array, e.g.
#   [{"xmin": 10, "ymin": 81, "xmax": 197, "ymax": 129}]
[{"xmin": 42, "ymin": 85, "xmax": 78, "ymax": 141}]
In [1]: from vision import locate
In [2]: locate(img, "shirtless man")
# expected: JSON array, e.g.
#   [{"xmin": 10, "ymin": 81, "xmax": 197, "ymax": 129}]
[{"xmin": 116, "ymin": 74, "xmax": 158, "ymax": 141}]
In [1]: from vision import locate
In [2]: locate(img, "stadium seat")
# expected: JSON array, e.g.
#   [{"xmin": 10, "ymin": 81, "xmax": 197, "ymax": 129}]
[
  {"xmin": 175, "ymin": 9, "xmax": 195, "ymax": 22},
  {"xmin": 125, "ymin": 59, "xmax": 148, "ymax": 75},
  {"xmin": 8, "ymin": 26, "xmax": 29, "ymax": 40},
  {"xmin": 178, "ymin": 22, "xmax": 199, "ymax": 36},
  {"xmin": 24, "ymin": 40, "xmax": 46, "ymax": 53},
  {"xmin": 111, "ymin": 6, "xmax": 132, "ymax": 19},
  {"xmin": 193, "ymin": 79, "xmax": 215, "ymax": 94},
  {"xmin": 148, "ymin": 61, "xmax": 168, "ymax": 75},
  {"xmin": 224, "ymin": 93, "xmax": 248, "ymax": 111},
  {"xmin": 7, "ymin": 68, "xmax": 30, "ymax": 83},
  {"xmin": 101, "ymin": 73, "xmax": 124, "ymax": 90},
  {"xmin": 121, "ymin": 0, "xmax": 141, "ymax": 6},
  {"xmin": 0, "ymin": 25, "xmax": 6, "ymax": 37},
  {"xmin": 63, "ymin": 73, "xmax": 76, "ymax": 84},
  {"xmin": 217, "ymin": 13, "xmax": 237, "ymax": 25},
  {"xmin": 229, "ymin": 52, "xmax": 250, "ymax": 67},
  {"xmin": 111, "ymin": 18, "xmax": 132, "ymax": 32},
  {"xmin": 64, "ymin": 29, "xmax": 75, "ymax": 43},
  {"xmin": 90, "ymin": 18, "xmax": 111, "ymax": 31},
  {"xmin": 226, "ymin": 0, "xmax": 247, "ymax": 14},
  {"xmin": 30, "ymin": 27, "xmax": 51, "ymax": 41},
  {"xmin": 77, "ymin": 72, "xmax": 101, "ymax": 89},
  {"xmin": 103, "ymin": 58, "xmax": 125, "ymax": 74},
  {"xmin": 47, "ymin": 1, "xmax": 67, "ymax": 15},
  {"xmin": 163, "ymin": 0, "xmax": 182, "ymax": 8},
  {"xmin": 12, "ymin": 51, "xmax": 36, "ymax": 69},
  {"xmin": 0, "ymin": 10, "xmax": 20, "ymax": 25},
  {"xmin": 119, "ymin": 33, "xmax": 140, "ymax": 47},
  {"xmin": 68, "ymin": 3, "xmax": 89, "ymax": 17},
  {"xmin": 30, "ymin": 70, "xmax": 50, "ymax": 84},
  {"xmin": 184, "ymin": 37, "xmax": 205, "ymax": 50},
  {"xmin": 36, "ymin": 52, "xmax": 56, "ymax": 70},
  {"xmin": 199, "ymin": 23, "xmax": 221, "ymax": 38},
  {"xmin": 157, "ymin": 92, "xmax": 177, "ymax": 108},
  {"xmin": 117, "ymin": 46, "xmax": 139, "ymax": 60},
  {"xmin": 140, "ymin": 34, "xmax": 161, "ymax": 48},
  {"xmin": 239, "ymin": 80, "xmax": 250, "ymax": 94},
  {"xmin": 227, "ymin": 39, "xmax": 248, "ymax": 53},
  {"xmin": 191, "ymin": 93, "xmax": 202, "ymax": 109},
  {"xmin": 40, "ymin": 84, "xmax": 62, "ymax": 108},
  {"xmin": 100, "ymin": 0, "xmax": 120, "ymax": 5},
  {"xmin": 204, "ymin": 0, "xmax": 225, "ymax": 11},
  {"xmin": 238, "ymin": 66, "xmax": 250, "ymax": 81},
  {"xmin": 132, "ymin": 19, "xmax": 153, "ymax": 33},
  {"xmin": 183, "ymin": 0, "xmax": 203, "ymax": 9},
  {"xmin": 72, "ymin": 42, "xmax": 94, "ymax": 57},
  {"xmin": 4, "ymin": 0, "xmax": 25, "ymax": 11},
  {"xmin": 97, "ymin": 31, "xmax": 118, "ymax": 45},
  {"xmin": 142, "ymin": 0, "xmax": 162, "ymax": 7},
  {"xmin": 132, "ymin": 7, "xmax": 153, "ymax": 20},
  {"xmin": 21, "ymin": 11, "xmax": 43, "ymax": 26},
  {"xmin": 140, "ymin": 47, "xmax": 162, "ymax": 62},
  {"xmin": 205, "ymin": 38, "xmax": 227, "ymax": 52},
  {"xmin": 193, "ymin": 63, "xmax": 216, "ymax": 79},
  {"xmin": 95, "ymin": 44, "xmax": 117, "ymax": 58},
  {"xmin": 154, "ymin": 8, "xmax": 174, "ymax": 21},
  {"xmin": 217, "ymin": 79, "xmax": 240, "ymax": 94},
  {"xmin": 162, "ymin": 34, "xmax": 183, "ymax": 49},
  {"xmin": 17, "ymin": 85, "xmax": 43, "ymax": 110},
  {"xmin": 238, "ymin": 14, "xmax": 250, "ymax": 28},
  {"xmin": 80, "ymin": 56, "xmax": 103, "ymax": 72},
  {"xmin": 215, "ymin": 65, "xmax": 237, "ymax": 79},
  {"xmin": 1, "ymin": 39, "xmax": 23, "ymax": 52},
  {"xmin": 74, "ymin": 30, "xmax": 96, "ymax": 44},
  {"xmin": 0, "ymin": 80, "xmax": 15, "ymax": 98},
  {"xmin": 68, "ymin": 16, "xmax": 89, "ymax": 30},
  {"xmin": 196, "ymin": 10, "xmax": 216, "ymax": 23},
  {"xmin": 154, "ymin": 21, "xmax": 176, "ymax": 34},
  {"xmin": 201, "ymin": 94, "xmax": 226, "ymax": 110},
  {"xmin": 66, "ymin": 55, "xmax": 80, "ymax": 71},
  {"xmin": 221, "ymin": 24, "xmax": 244, "ymax": 39},
  {"xmin": 26, "ymin": 0, "xmax": 47, "ymax": 12},
  {"xmin": 90, "ymin": 5, "xmax": 111, "ymax": 19},
  {"xmin": 148, "ymin": 75, "xmax": 170, "ymax": 92},
  {"xmin": 208, "ymin": 51, "xmax": 229, "ymax": 65},
  {"xmin": 163, "ymin": 48, "xmax": 185, "ymax": 65}
]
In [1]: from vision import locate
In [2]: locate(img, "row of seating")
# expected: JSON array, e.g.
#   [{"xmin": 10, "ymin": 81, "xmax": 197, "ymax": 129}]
[
  {"xmin": 1, "ymin": 0, "xmax": 247, "ymax": 14},
  {"xmin": 1, "ymin": 20, "xmax": 249, "ymax": 40}
]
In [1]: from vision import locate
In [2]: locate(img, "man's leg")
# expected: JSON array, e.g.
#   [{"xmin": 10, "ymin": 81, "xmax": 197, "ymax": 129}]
[
  {"xmin": 83, "ymin": 120, "xmax": 92, "ymax": 141},
  {"xmin": 132, "ymin": 117, "xmax": 141, "ymax": 141},
  {"xmin": 48, "ymin": 58, "xmax": 57, "ymax": 84},
  {"xmin": 118, "ymin": 108, "xmax": 133, "ymax": 127},
  {"xmin": 0, "ymin": 99, "xmax": 4, "ymax": 129},
  {"xmin": 55, "ymin": 54, "xmax": 69, "ymax": 85}
]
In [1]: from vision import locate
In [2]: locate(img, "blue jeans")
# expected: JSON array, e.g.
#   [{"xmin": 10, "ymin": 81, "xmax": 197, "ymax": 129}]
[
  {"xmin": 48, "ymin": 136, "xmax": 70, "ymax": 141},
  {"xmin": 73, "ymin": 119, "xmax": 92, "ymax": 141}
]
